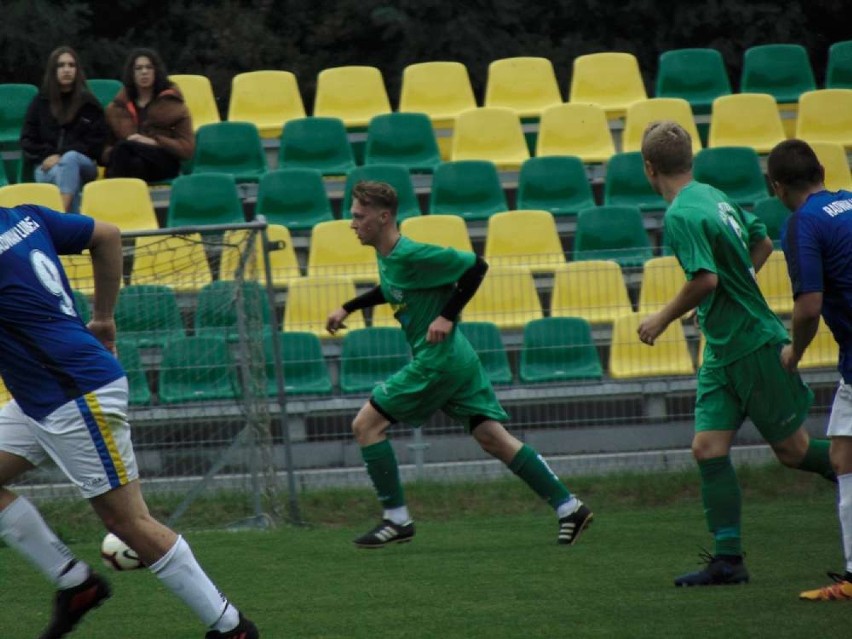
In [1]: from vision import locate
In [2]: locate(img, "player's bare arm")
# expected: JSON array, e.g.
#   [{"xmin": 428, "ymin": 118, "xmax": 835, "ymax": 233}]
[
  {"xmin": 638, "ymin": 271, "xmax": 718, "ymax": 345},
  {"xmin": 750, "ymin": 235, "xmax": 774, "ymax": 274},
  {"xmin": 86, "ymin": 220, "xmax": 122, "ymax": 352},
  {"xmin": 326, "ymin": 307, "xmax": 350, "ymax": 335},
  {"xmin": 781, "ymin": 291, "xmax": 823, "ymax": 371}
]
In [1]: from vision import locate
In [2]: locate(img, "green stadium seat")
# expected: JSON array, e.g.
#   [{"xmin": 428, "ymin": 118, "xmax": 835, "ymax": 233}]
[
  {"xmin": 655, "ymin": 48, "xmax": 732, "ymax": 114},
  {"xmin": 255, "ymin": 168, "xmax": 334, "ymax": 231},
  {"xmin": 516, "ymin": 156, "xmax": 596, "ymax": 217},
  {"xmin": 429, "ymin": 160, "xmax": 508, "ymax": 221},
  {"xmin": 158, "ymin": 335, "xmax": 239, "ymax": 403},
  {"xmin": 458, "ymin": 321, "xmax": 513, "ymax": 385},
  {"xmin": 166, "ymin": 173, "xmax": 244, "ymax": 227},
  {"xmin": 573, "ymin": 205, "xmax": 653, "ymax": 268},
  {"xmin": 340, "ymin": 327, "xmax": 411, "ymax": 393},
  {"xmin": 693, "ymin": 147, "xmax": 769, "ymax": 207},
  {"xmin": 0, "ymin": 83, "xmax": 38, "ymax": 148},
  {"xmin": 115, "ymin": 284, "xmax": 185, "ymax": 348},
  {"xmin": 603, "ymin": 152, "xmax": 668, "ymax": 212},
  {"xmin": 191, "ymin": 121, "xmax": 267, "ymax": 182},
  {"xmin": 519, "ymin": 317, "xmax": 603, "ymax": 383},
  {"xmin": 827, "ymin": 40, "xmax": 852, "ymax": 88},
  {"xmin": 741, "ymin": 44, "xmax": 816, "ymax": 104},
  {"xmin": 278, "ymin": 117, "xmax": 356, "ymax": 176},
  {"xmin": 115, "ymin": 341, "xmax": 151, "ymax": 406},
  {"xmin": 264, "ymin": 332, "xmax": 333, "ymax": 396},
  {"xmin": 752, "ymin": 197, "xmax": 790, "ymax": 248},
  {"xmin": 87, "ymin": 79, "xmax": 122, "ymax": 107},
  {"xmin": 341, "ymin": 164, "xmax": 422, "ymax": 221},
  {"xmin": 364, "ymin": 112, "xmax": 441, "ymax": 173},
  {"xmin": 194, "ymin": 280, "xmax": 273, "ymax": 342},
  {"xmin": 72, "ymin": 289, "xmax": 91, "ymax": 325}
]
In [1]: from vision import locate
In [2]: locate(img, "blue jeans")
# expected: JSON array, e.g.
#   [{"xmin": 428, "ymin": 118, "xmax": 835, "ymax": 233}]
[{"xmin": 35, "ymin": 150, "xmax": 98, "ymax": 213}]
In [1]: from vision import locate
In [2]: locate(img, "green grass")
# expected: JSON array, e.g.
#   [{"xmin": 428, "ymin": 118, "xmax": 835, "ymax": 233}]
[{"xmin": 1, "ymin": 465, "xmax": 847, "ymax": 638}]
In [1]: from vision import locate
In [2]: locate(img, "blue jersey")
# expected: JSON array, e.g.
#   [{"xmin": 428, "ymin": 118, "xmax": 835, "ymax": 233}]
[
  {"xmin": 0, "ymin": 205, "xmax": 124, "ymax": 419},
  {"xmin": 782, "ymin": 190, "xmax": 852, "ymax": 383}
]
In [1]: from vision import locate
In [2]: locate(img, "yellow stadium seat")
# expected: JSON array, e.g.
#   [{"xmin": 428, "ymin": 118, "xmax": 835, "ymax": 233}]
[
  {"xmin": 799, "ymin": 319, "xmax": 840, "ymax": 370},
  {"xmin": 169, "ymin": 74, "xmax": 220, "ymax": 131},
  {"xmin": 80, "ymin": 178, "xmax": 159, "ymax": 231},
  {"xmin": 313, "ymin": 66, "xmax": 391, "ymax": 128},
  {"xmin": 755, "ymin": 250, "xmax": 793, "ymax": 315},
  {"xmin": 484, "ymin": 57, "xmax": 562, "ymax": 118},
  {"xmin": 219, "ymin": 224, "xmax": 301, "ymax": 288},
  {"xmin": 638, "ymin": 256, "xmax": 687, "ymax": 315},
  {"xmin": 536, "ymin": 103, "xmax": 615, "ymax": 163},
  {"xmin": 0, "ymin": 183, "xmax": 64, "ymax": 209},
  {"xmin": 450, "ymin": 107, "xmax": 529, "ymax": 170},
  {"xmin": 483, "ymin": 210, "xmax": 565, "ymax": 273},
  {"xmin": 0, "ymin": 376, "xmax": 11, "ymax": 404},
  {"xmin": 569, "ymin": 52, "xmax": 648, "ymax": 118},
  {"xmin": 283, "ymin": 275, "xmax": 365, "ymax": 337},
  {"xmin": 463, "ymin": 267, "xmax": 542, "ymax": 329},
  {"xmin": 399, "ymin": 214, "xmax": 473, "ymax": 252},
  {"xmin": 307, "ymin": 220, "xmax": 378, "ymax": 283},
  {"xmin": 809, "ymin": 141, "xmax": 852, "ymax": 191},
  {"xmin": 622, "ymin": 98, "xmax": 702, "ymax": 154},
  {"xmin": 371, "ymin": 301, "xmax": 398, "ymax": 328},
  {"xmin": 708, "ymin": 93, "xmax": 786, "ymax": 153},
  {"xmin": 60, "ymin": 252, "xmax": 95, "ymax": 295},
  {"xmin": 610, "ymin": 313, "xmax": 694, "ymax": 378},
  {"xmin": 795, "ymin": 89, "xmax": 852, "ymax": 151},
  {"xmin": 550, "ymin": 261, "xmax": 633, "ymax": 325},
  {"xmin": 131, "ymin": 233, "xmax": 212, "ymax": 293},
  {"xmin": 227, "ymin": 70, "xmax": 306, "ymax": 139}
]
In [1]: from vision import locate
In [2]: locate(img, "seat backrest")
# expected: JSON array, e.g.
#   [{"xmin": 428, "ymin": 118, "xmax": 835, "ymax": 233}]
[
  {"xmin": 307, "ymin": 220, "xmax": 379, "ymax": 283},
  {"xmin": 603, "ymin": 151, "xmax": 668, "ymax": 211},
  {"xmin": 550, "ymin": 261, "xmax": 633, "ymax": 324},
  {"xmin": 60, "ymin": 252, "xmax": 95, "ymax": 295},
  {"xmin": 364, "ymin": 112, "xmax": 441, "ymax": 172},
  {"xmin": 265, "ymin": 332, "xmax": 333, "ymax": 396},
  {"xmin": 752, "ymin": 198, "xmax": 790, "ymax": 245},
  {"xmin": 622, "ymin": 98, "xmax": 702, "ymax": 154},
  {"xmin": 484, "ymin": 210, "xmax": 565, "ymax": 273},
  {"xmin": 255, "ymin": 168, "xmax": 334, "ymax": 230},
  {"xmin": 278, "ymin": 116, "xmax": 356, "ymax": 175},
  {"xmin": 191, "ymin": 121, "xmax": 267, "ymax": 180},
  {"xmin": 227, "ymin": 70, "xmax": 306, "ymax": 138},
  {"xmin": 115, "ymin": 284, "xmax": 185, "ymax": 347},
  {"xmin": 398, "ymin": 61, "xmax": 477, "ymax": 122},
  {"xmin": 795, "ymin": 89, "xmax": 852, "ymax": 148},
  {"xmin": 283, "ymin": 275, "xmax": 365, "ymax": 337},
  {"xmin": 168, "ymin": 74, "xmax": 220, "ymax": 130},
  {"xmin": 400, "ymin": 214, "xmax": 473, "ymax": 252},
  {"xmin": 166, "ymin": 173, "xmax": 244, "ymax": 227},
  {"xmin": 520, "ymin": 317, "xmax": 603, "ymax": 382},
  {"xmin": 450, "ymin": 106, "xmax": 529, "ymax": 169},
  {"xmin": 340, "ymin": 327, "xmax": 411, "ymax": 393},
  {"xmin": 0, "ymin": 183, "xmax": 64, "ymax": 209},
  {"xmin": 220, "ymin": 224, "xmax": 301, "ymax": 287},
  {"xmin": 194, "ymin": 279, "xmax": 272, "ymax": 338},
  {"xmin": 131, "ymin": 233, "xmax": 212, "ymax": 293},
  {"xmin": 637, "ymin": 256, "xmax": 687, "ymax": 314},
  {"xmin": 484, "ymin": 57, "xmax": 562, "ymax": 117},
  {"xmin": 569, "ymin": 52, "xmax": 647, "ymax": 117},
  {"xmin": 708, "ymin": 93, "xmax": 786, "ymax": 153},
  {"xmin": 0, "ymin": 83, "xmax": 38, "ymax": 144},
  {"xmin": 755, "ymin": 250, "xmax": 794, "ymax": 315},
  {"xmin": 158, "ymin": 335, "xmax": 238, "ymax": 403},
  {"xmin": 573, "ymin": 205, "xmax": 653, "ymax": 267},
  {"xmin": 80, "ymin": 178, "xmax": 159, "ymax": 231},
  {"xmin": 799, "ymin": 319, "xmax": 840, "ymax": 369},
  {"xmin": 457, "ymin": 321, "xmax": 513, "ymax": 385},
  {"xmin": 809, "ymin": 141, "xmax": 852, "ymax": 191},
  {"xmin": 693, "ymin": 146, "xmax": 768, "ymax": 207},
  {"xmin": 536, "ymin": 103, "xmax": 615, "ymax": 163},
  {"xmin": 741, "ymin": 44, "xmax": 816, "ymax": 103},
  {"xmin": 87, "ymin": 78, "xmax": 123, "ymax": 108},
  {"xmin": 655, "ymin": 48, "xmax": 731, "ymax": 112},
  {"xmin": 313, "ymin": 66, "xmax": 391, "ymax": 127},
  {"xmin": 516, "ymin": 156, "xmax": 595, "ymax": 216},
  {"xmin": 826, "ymin": 40, "xmax": 852, "ymax": 88},
  {"xmin": 341, "ymin": 164, "xmax": 422, "ymax": 221},
  {"xmin": 610, "ymin": 313, "xmax": 694, "ymax": 378},
  {"xmin": 115, "ymin": 340, "xmax": 152, "ymax": 405},
  {"xmin": 463, "ymin": 266, "xmax": 542, "ymax": 329},
  {"xmin": 429, "ymin": 159, "xmax": 508, "ymax": 220}
]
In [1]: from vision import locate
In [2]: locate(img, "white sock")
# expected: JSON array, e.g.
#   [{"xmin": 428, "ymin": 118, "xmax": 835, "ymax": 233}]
[
  {"xmin": 0, "ymin": 496, "xmax": 88, "ymax": 589},
  {"xmin": 383, "ymin": 505, "xmax": 411, "ymax": 525},
  {"xmin": 556, "ymin": 497, "xmax": 580, "ymax": 519},
  {"xmin": 149, "ymin": 535, "xmax": 240, "ymax": 632},
  {"xmin": 838, "ymin": 473, "xmax": 852, "ymax": 575}
]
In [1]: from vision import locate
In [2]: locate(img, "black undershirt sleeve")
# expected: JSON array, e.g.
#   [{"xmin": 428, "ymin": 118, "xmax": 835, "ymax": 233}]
[
  {"xmin": 439, "ymin": 255, "xmax": 489, "ymax": 321},
  {"xmin": 342, "ymin": 285, "xmax": 387, "ymax": 313}
]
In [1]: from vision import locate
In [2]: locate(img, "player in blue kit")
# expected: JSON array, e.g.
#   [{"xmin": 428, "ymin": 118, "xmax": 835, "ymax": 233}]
[
  {"xmin": 0, "ymin": 205, "xmax": 259, "ymax": 638},
  {"xmin": 768, "ymin": 139, "xmax": 852, "ymax": 601}
]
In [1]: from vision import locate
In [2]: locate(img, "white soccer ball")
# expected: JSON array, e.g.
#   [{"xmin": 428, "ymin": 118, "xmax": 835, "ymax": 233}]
[{"xmin": 100, "ymin": 532, "xmax": 144, "ymax": 571}]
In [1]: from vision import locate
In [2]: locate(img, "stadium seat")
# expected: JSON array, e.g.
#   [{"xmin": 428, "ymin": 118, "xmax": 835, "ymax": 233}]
[
  {"xmin": 194, "ymin": 280, "xmax": 273, "ymax": 341},
  {"xmin": 364, "ymin": 112, "xmax": 441, "ymax": 173},
  {"xmin": 158, "ymin": 335, "xmax": 239, "ymax": 403},
  {"xmin": 693, "ymin": 146, "xmax": 769, "ymax": 207},
  {"xmin": 60, "ymin": 252, "xmax": 95, "ymax": 295},
  {"xmin": 654, "ymin": 48, "xmax": 732, "ymax": 114},
  {"xmin": 573, "ymin": 205, "xmax": 653, "ymax": 268},
  {"xmin": 307, "ymin": 220, "xmax": 379, "ymax": 283},
  {"xmin": 429, "ymin": 160, "xmax": 508, "ymax": 221},
  {"xmin": 220, "ymin": 224, "xmax": 301, "ymax": 288},
  {"xmin": 756, "ymin": 250, "xmax": 794, "ymax": 315},
  {"xmin": 458, "ymin": 321, "xmax": 513, "ymax": 385},
  {"xmin": 264, "ymin": 332, "xmax": 333, "ymax": 396},
  {"xmin": 340, "ymin": 327, "xmax": 411, "ymax": 393},
  {"xmin": 708, "ymin": 94, "xmax": 786, "ymax": 153},
  {"xmin": 227, "ymin": 70, "xmax": 306, "ymax": 139},
  {"xmin": 795, "ymin": 89, "xmax": 852, "ymax": 150},
  {"xmin": 809, "ymin": 141, "xmax": 852, "ymax": 191},
  {"xmin": 483, "ymin": 209, "xmax": 565, "ymax": 273},
  {"xmin": 799, "ymin": 319, "xmax": 840, "ymax": 370},
  {"xmin": 115, "ymin": 284, "xmax": 185, "ymax": 348},
  {"xmin": 610, "ymin": 313, "xmax": 694, "ymax": 378},
  {"xmin": 520, "ymin": 317, "xmax": 603, "ymax": 383},
  {"xmin": 569, "ymin": 52, "xmax": 648, "ymax": 118},
  {"xmin": 463, "ymin": 266, "xmax": 542, "ymax": 329},
  {"xmin": 370, "ymin": 301, "xmax": 399, "ymax": 329},
  {"xmin": 0, "ymin": 376, "xmax": 10, "ymax": 404},
  {"xmin": 168, "ymin": 74, "xmax": 220, "ymax": 130},
  {"xmin": 166, "ymin": 173, "xmax": 244, "ymax": 227},
  {"xmin": 752, "ymin": 198, "xmax": 790, "ymax": 247},
  {"xmin": 313, "ymin": 66, "xmax": 391, "ymax": 128},
  {"xmin": 741, "ymin": 44, "xmax": 816, "ymax": 104},
  {"xmin": 484, "ymin": 57, "xmax": 562, "ymax": 118},
  {"xmin": 340, "ymin": 164, "xmax": 422, "ymax": 222},
  {"xmin": 0, "ymin": 168, "xmax": 7, "ymax": 188},
  {"xmin": 535, "ymin": 103, "xmax": 615, "ymax": 163},
  {"xmin": 278, "ymin": 116, "xmax": 356, "ymax": 176},
  {"xmin": 637, "ymin": 256, "xmax": 687, "ymax": 315},
  {"xmin": 516, "ymin": 156, "xmax": 596, "ymax": 217},
  {"xmin": 0, "ymin": 183, "xmax": 64, "ymax": 209},
  {"xmin": 603, "ymin": 151, "xmax": 668, "ymax": 212},
  {"xmin": 450, "ymin": 107, "xmax": 529, "ymax": 170},
  {"xmin": 72, "ymin": 289, "xmax": 91, "ymax": 324},
  {"xmin": 115, "ymin": 341, "xmax": 151, "ymax": 406},
  {"xmin": 550, "ymin": 261, "xmax": 633, "ymax": 325},
  {"xmin": 131, "ymin": 233, "xmax": 212, "ymax": 293},
  {"xmin": 254, "ymin": 168, "xmax": 334, "ymax": 231},
  {"xmin": 621, "ymin": 98, "xmax": 702, "ymax": 154},
  {"xmin": 826, "ymin": 40, "xmax": 852, "ymax": 89},
  {"xmin": 87, "ymin": 78, "xmax": 122, "ymax": 107},
  {"xmin": 80, "ymin": 178, "xmax": 159, "ymax": 231},
  {"xmin": 399, "ymin": 214, "xmax": 473, "ymax": 252},
  {"xmin": 0, "ymin": 83, "xmax": 38, "ymax": 148},
  {"xmin": 191, "ymin": 121, "xmax": 267, "ymax": 182},
  {"xmin": 283, "ymin": 275, "xmax": 365, "ymax": 337}
]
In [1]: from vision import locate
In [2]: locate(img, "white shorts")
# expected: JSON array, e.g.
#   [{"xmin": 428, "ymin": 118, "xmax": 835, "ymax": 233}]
[
  {"xmin": 0, "ymin": 378, "xmax": 139, "ymax": 498},
  {"xmin": 827, "ymin": 381, "xmax": 852, "ymax": 437}
]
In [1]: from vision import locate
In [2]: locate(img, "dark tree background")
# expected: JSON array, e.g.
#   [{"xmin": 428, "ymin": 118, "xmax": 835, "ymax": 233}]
[{"xmin": 1, "ymin": 0, "xmax": 848, "ymax": 116}]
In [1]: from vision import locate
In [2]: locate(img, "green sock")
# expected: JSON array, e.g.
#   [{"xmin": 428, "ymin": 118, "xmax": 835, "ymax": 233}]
[
  {"xmin": 508, "ymin": 444, "xmax": 572, "ymax": 509},
  {"xmin": 360, "ymin": 440, "xmax": 405, "ymax": 509},
  {"xmin": 797, "ymin": 438, "xmax": 837, "ymax": 482},
  {"xmin": 699, "ymin": 456, "xmax": 742, "ymax": 557}
]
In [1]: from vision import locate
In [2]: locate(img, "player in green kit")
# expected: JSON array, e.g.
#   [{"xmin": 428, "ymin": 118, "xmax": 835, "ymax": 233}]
[
  {"xmin": 637, "ymin": 121, "xmax": 835, "ymax": 586},
  {"xmin": 326, "ymin": 181, "xmax": 593, "ymax": 548}
]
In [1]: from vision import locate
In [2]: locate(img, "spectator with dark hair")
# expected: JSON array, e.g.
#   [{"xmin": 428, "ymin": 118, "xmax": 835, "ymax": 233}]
[
  {"xmin": 103, "ymin": 48, "xmax": 194, "ymax": 182},
  {"xmin": 19, "ymin": 45, "xmax": 107, "ymax": 212}
]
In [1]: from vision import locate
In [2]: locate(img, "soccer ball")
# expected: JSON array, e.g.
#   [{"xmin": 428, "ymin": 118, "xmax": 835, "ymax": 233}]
[{"xmin": 100, "ymin": 532, "xmax": 144, "ymax": 571}]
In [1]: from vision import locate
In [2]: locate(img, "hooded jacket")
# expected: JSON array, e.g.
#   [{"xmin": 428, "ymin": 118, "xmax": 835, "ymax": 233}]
[{"xmin": 19, "ymin": 91, "xmax": 107, "ymax": 164}]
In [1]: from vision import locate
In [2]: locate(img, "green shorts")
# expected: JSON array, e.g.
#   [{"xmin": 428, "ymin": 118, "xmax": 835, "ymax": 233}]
[
  {"xmin": 695, "ymin": 341, "xmax": 814, "ymax": 443},
  {"xmin": 371, "ymin": 357, "xmax": 509, "ymax": 429}
]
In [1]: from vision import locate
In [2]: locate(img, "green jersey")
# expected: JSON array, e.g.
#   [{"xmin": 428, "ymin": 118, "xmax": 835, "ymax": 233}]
[
  {"xmin": 664, "ymin": 181, "xmax": 788, "ymax": 367},
  {"xmin": 377, "ymin": 236, "xmax": 478, "ymax": 370}
]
